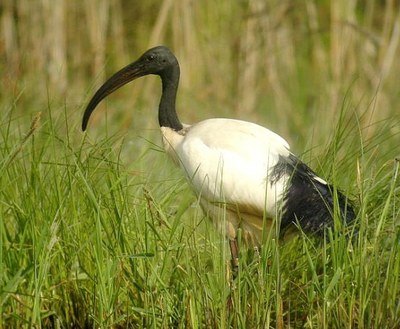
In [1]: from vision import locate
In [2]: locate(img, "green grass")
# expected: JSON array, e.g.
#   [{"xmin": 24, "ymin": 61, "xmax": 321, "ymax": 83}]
[
  {"xmin": 1, "ymin": 1, "xmax": 400, "ymax": 327},
  {"xmin": 0, "ymin": 93, "xmax": 399, "ymax": 328}
]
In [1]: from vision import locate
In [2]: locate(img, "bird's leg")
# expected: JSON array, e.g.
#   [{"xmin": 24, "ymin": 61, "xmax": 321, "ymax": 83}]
[
  {"xmin": 253, "ymin": 245, "xmax": 261, "ymax": 264},
  {"xmin": 229, "ymin": 239, "xmax": 239, "ymax": 279},
  {"xmin": 227, "ymin": 238, "xmax": 239, "ymax": 311}
]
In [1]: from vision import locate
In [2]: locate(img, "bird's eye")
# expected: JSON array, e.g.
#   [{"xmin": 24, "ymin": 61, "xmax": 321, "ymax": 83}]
[{"xmin": 147, "ymin": 54, "xmax": 156, "ymax": 62}]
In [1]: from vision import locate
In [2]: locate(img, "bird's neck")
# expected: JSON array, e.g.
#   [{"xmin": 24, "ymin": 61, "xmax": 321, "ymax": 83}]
[{"xmin": 159, "ymin": 66, "xmax": 183, "ymax": 131}]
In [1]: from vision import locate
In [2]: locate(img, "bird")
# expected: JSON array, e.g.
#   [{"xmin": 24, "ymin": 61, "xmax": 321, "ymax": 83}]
[{"xmin": 82, "ymin": 46, "xmax": 356, "ymax": 271}]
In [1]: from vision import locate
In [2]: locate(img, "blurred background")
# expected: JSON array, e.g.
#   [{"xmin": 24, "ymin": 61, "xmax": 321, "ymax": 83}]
[
  {"xmin": 1, "ymin": 0, "xmax": 399, "ymax": 150},
  {"xmin": 2, "ymin": 2, "xmax": 400, "ymax": 327}
]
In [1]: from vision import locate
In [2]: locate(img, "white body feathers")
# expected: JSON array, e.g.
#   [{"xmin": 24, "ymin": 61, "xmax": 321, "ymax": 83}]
[{"xmin": 161, "ymin": 118, "xmax": 293, "ymax": 244}]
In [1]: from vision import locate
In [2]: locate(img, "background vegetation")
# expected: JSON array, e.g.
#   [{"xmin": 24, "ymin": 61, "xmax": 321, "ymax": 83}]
[{"xmin": 1, "ymin": 0, "xmax": 399, "ymax": 328}]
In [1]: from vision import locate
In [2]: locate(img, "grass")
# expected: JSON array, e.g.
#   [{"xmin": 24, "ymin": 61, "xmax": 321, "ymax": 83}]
[
  {"xmin": 0, "ymin": 90, "xmax": 399, "ymax": 328},
  {"xmin": 1, "ymin": 1, "xmax": 400, "ymax": 327}
]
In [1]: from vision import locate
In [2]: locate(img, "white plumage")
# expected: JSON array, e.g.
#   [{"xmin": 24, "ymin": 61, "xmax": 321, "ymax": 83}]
[
  {"xmin": 82, "ymin": 46, "xmax": 355, "ymax": 265},
  {"xmin": 161, "ymin": 118, "xmax": 290, "ymax": 245}
]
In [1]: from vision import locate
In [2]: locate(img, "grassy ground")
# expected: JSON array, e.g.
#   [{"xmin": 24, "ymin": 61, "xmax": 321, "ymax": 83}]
[
  {"xmin": 1, "ymin": 92, "xmax": 399, "ymax": 328},
  {"xmin": 1, "ymin": 1, "xmax": 400, "ymax": 328}
]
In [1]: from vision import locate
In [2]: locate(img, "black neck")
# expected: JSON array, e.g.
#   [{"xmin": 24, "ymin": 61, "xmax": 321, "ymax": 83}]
[{"xmin": 158, "ymin": 65, "xmax": 183, "ymax": 131}]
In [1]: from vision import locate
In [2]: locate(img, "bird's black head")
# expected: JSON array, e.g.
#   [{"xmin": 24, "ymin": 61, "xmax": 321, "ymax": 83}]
[
  {"xmin": 137, "ymin": 46, "xmax": 178, "ymax": 75},
  {"xmin": 82, "ymin": 46, "xmax": 178, "ymax": 131}
]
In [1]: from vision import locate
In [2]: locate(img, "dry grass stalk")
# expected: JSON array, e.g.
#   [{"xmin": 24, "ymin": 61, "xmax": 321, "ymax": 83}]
[
  {"xmin": 85, "ymin": 0, "xmax": 110, "ymax": 82},
  {"xmin": 236, "ymin": 0, "xmax": 261, "ymax": 115}
]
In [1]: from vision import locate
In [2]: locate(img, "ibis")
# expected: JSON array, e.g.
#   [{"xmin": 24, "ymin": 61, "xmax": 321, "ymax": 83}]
[{"xmin": 82, "ymin": 46, "xmax": 356, "ymax": 270}]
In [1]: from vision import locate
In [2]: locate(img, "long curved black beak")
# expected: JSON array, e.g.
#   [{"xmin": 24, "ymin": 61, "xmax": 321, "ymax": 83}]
[{"xmin": 82, "ymin": 60, "xmax": 146, "ymax": 131}]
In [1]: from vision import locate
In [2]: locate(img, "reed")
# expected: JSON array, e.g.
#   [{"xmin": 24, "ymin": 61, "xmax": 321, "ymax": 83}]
[{"xmin": 1, "ymin": 1, "xmax": 399, "ymax": 327}]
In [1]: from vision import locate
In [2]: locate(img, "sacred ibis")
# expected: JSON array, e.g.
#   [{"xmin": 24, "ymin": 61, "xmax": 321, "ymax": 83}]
[{"xmin": 82, "ymin": 46, "xmax": 356, "ymax": 269}]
